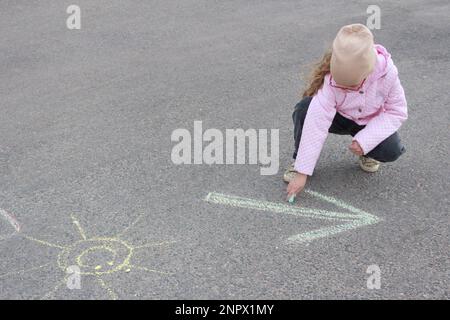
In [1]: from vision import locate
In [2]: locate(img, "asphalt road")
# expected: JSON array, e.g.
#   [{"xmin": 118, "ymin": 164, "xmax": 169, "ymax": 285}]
[{"xmin": 0, "ymin": 0, "xmax": 448, "ymax": 299}]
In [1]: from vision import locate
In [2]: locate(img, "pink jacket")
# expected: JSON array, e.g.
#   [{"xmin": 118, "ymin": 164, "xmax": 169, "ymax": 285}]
[{"xmin": 294, "ymin": 45, "xmax": 408, "ymax": 176}]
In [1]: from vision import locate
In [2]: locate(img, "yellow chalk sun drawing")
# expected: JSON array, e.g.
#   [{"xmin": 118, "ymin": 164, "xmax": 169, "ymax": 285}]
[{"xmin": 0, "ymin": 213, "xmax": 176, "ymax": 300}]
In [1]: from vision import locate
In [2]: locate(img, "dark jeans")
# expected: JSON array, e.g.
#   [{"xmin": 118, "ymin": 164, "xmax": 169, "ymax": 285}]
[{"xmin": 292, "ymin": 96, "xmax": 406, "ymax": 162}]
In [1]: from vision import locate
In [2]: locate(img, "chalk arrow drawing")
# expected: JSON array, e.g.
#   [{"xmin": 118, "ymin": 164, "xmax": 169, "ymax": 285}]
[
  {"xmin": 204, "ymin": 190, "xmax": 381, "ymax": 244},
  {"xmin": 0, "ymin": 208, "xmax": 21, "ymax": 241}
]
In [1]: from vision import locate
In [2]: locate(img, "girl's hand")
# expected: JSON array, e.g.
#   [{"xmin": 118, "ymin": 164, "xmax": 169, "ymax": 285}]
[
  {"xmin": 286, "ymin": 173, "xmax": 308, "ymax": 200},
  {"xmin": 349, "ymin": 140, "xmax": 364, "ymax": 156}
]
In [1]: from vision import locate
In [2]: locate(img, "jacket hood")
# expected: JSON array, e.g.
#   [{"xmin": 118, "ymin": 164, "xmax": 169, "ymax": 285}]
[{"xmin": 370, "ymin": 44, "xmax": 396, "ymax": 81}]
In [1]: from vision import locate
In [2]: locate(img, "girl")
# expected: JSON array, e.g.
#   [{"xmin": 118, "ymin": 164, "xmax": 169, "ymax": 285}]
[{"xmin": 285, "ymin": 24, "xmax": 407, "ymax": 200}]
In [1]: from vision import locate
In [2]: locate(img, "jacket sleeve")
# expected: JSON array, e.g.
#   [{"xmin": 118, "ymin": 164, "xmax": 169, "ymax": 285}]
[
  {"xmin": 353, "ymin": 70, "xmax": 408, "ymax": 155},
  {"xmin": 294, "ymin": 76, "xmax": 336, "ymax": 176}
]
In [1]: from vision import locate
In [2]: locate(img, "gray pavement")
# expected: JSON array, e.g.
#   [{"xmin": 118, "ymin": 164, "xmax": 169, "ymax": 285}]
[{"xmin": 0, "ymin": 0, "xmax": 448, "ymax": 299}]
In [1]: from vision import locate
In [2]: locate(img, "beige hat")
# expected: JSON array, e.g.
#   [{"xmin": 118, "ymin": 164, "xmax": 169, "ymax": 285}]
[{"xmin": 330, "ymin": 24, "xmax": 377, "ymax": 87}]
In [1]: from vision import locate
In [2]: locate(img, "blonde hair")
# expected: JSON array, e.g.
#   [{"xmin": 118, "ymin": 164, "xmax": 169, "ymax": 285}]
[{"xmin": 302, "ymin": 49, "xmax": 332, "ymax": 98}]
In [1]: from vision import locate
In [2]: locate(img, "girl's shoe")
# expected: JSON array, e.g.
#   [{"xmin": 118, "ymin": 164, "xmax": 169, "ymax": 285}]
[
  {"xmin": 283, "ymin": 162, "xmax": 297, "ymax": 183},
  {"xmin": 359, "ymin": 156, "xmax": 380, "ymax": 173}
]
